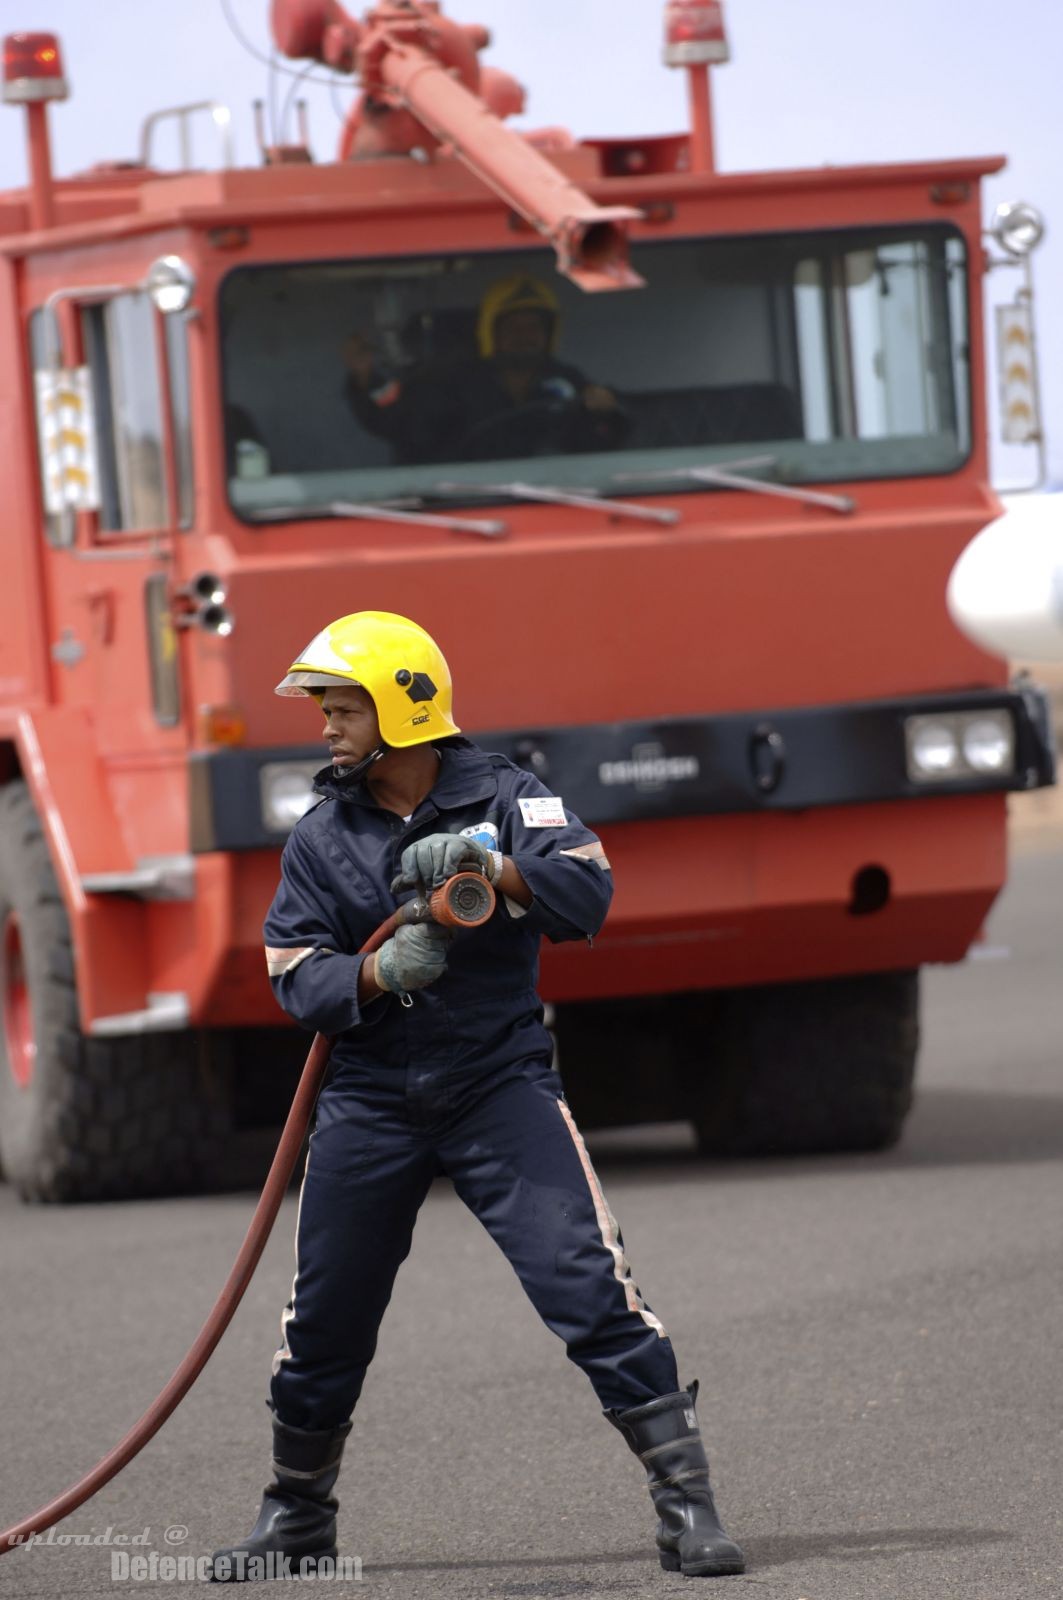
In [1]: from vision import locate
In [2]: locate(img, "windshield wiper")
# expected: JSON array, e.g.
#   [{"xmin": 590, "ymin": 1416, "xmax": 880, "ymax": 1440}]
[
  {"xmin": 611, "ymin": 454, "xmax": 856, "ymax": 515},
  {"xmin": 253, "ymin": 499, "xmax": 509, "ymax": 540},
  {"xmin": 431, "ymin": 480, "xmax": 680, "ymax": 526}
]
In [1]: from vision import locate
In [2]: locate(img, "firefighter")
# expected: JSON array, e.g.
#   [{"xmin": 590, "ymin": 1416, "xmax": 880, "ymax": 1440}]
[
  {"xmin": 210, "ymin": 611, "xmax": 744, "ymax": 1582},
  {"xmin": 342, "ymin": 273, "xmax": 627, "ymax": 463}
]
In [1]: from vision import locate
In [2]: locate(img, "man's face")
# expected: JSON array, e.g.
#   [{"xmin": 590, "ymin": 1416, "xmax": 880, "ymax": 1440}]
[
  {"xmin": 492, "ymin": 308, "xmax": 552, "ymax": 365},
  {"xmin": 319, "ymin": 685, "xmax": 382, "ymax": 767}
]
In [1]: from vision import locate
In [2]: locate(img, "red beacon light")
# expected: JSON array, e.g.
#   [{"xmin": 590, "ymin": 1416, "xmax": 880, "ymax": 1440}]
[
  {"xmin": 663, "ymin": 1, "xmax": 730, "ymax": 67},
  {"xmin": 2, "ymin": 32, "xmax": 69, "ymax": 103}
]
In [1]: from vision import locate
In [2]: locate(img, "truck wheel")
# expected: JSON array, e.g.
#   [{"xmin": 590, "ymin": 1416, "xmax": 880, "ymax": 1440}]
[
  {"xmin": 0, "ymin": 781, "xmax": 230, "ymax": 1202},
  {"xmin": 692, "ymin": 970, "xmax": 919, "ymax": 1156}
]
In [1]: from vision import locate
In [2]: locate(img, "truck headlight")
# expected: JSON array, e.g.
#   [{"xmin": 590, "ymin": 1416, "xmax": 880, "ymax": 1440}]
[
  {"xmin": 905, "ymin": 710, "xmax": 1016, "ymax": 784},
  {"xmin": 260, "ymin": 762, "xmax": 320, "ymax": 832},
  {"xmin": 907, "ymin": 719, "xmax": 961, "ymax": 779},
  {"xmin": 960, "ymin": 713, "xmax": 1015, "ymax": 775}
]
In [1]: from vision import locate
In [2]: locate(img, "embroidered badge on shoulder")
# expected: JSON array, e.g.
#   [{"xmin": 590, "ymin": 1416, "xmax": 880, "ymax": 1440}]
[{"xmin": 518, "ymin": 795, "xmax": 566, "ymax": 828}]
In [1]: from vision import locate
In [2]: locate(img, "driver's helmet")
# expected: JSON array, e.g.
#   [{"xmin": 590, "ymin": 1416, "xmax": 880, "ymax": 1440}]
[
  {"xmin": 274, "ymin": 610, "xmax": 461, "ymax": 748},
  {"xmin": 476, "ymin": 274, "xmax": 560, "ymax": 359}
]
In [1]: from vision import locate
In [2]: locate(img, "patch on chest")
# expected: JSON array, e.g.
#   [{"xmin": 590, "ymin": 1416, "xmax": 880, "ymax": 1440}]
[
  {"xmin": 460, "ymin": 820, "xmax": 500, "ymax": 849},
  {"xmin": 518, "ymin": 795, "xmax": 566, "ymax": 828}
]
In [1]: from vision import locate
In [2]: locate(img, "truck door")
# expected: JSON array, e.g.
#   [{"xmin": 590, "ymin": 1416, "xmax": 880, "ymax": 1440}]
[{"xmin": 29, "ymin": 287, "xmax": 193, "ymax": 732}]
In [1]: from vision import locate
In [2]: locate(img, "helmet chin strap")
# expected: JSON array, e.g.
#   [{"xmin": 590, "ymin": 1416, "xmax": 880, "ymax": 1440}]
[{"xmin": 333, "ymin": 744, "xmax": 387, "ymax": 784}]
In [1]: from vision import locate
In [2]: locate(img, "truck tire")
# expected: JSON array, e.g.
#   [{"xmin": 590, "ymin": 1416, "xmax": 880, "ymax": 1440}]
[
  {"xmin": 692, "ymin": 970, "xmax": 919, "ymax": 1156},
  {"xmin": 0, "ymin": 781, "xmax": 230, "ymax": 1202},
  {"xmin": 552, "ymin": 992, "xmax": 718, "ymax": 1130}
]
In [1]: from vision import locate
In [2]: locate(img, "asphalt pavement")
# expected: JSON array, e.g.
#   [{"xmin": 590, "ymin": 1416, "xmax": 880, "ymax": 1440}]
[{"xmin": 0, "ymin": 847, "xmax": 1060, "ymax": 1599}]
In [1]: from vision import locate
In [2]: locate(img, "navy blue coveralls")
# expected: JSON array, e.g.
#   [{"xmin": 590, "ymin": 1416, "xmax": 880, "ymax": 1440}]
[{"xmin": 263, "ymin": 736, "xmax": 679, "ymax": 1430}]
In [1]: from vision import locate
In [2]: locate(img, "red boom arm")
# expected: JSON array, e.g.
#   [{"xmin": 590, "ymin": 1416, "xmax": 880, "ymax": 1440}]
[{"xmin": 270, "ymin": 0, "xmax": 643, "ymax": 291}]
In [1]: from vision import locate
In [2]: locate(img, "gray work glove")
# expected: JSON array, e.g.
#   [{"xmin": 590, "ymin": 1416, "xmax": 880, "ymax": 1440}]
[
  {"xmin": 392, "ymin": 831, "xmax": 502, "ymax": 892},
  {"xmin": 374, "ymin": 921, "xmax": 451, "ymax": 994}
]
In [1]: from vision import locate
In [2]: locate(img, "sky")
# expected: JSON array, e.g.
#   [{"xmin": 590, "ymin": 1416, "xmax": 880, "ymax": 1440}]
[{"xmin": 3, "ymin": 0, "xmax": 1061, "ymax": 487}]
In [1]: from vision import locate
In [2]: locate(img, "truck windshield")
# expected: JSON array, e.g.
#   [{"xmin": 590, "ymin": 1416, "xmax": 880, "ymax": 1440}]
[{"xmin": 220, "ymin": 225, "xmax": 969, "ymax": 520}]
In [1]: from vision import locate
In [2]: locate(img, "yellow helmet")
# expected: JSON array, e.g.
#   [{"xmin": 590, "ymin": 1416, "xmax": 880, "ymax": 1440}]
[
  {"xmin": 275, "ymin": 611, "xmax": 460, "ymax": 748},
  {"xmin": 476, "ymin": 273, "xmax": 560, "ymax": 358}
]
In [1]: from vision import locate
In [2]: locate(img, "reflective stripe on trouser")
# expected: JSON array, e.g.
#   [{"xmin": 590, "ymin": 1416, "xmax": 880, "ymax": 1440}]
[{"xmin": 270, "ymin": 1055, "xmax": 679, "ymax": 1430}]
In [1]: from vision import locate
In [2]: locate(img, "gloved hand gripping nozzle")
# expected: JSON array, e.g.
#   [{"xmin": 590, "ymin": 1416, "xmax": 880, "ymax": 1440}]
[
  {"xmin": 398, "ymin": 870, "xmax": 496, "ymax": 931},
  {"xmin": 374, "ymin": 870, "xmax": 497, "ymax": 1000}
]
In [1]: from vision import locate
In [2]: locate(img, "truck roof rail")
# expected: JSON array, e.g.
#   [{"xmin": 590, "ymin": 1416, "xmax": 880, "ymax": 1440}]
[{"xmin": 138, "ymin": 100, "xmax": 234, "ymax": 171}]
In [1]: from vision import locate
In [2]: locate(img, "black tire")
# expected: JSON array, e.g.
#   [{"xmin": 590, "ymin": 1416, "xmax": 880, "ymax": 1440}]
[
  {"xmin": 0, "ymin": 781, "xmax": 231, "ymax": 1202},
  {"xmin": 552, "ymin": 992, "xmax": 724, "ymax": 1130},
  {"xmin": 692, "ymin": 970, "xmax": 920, "ymax": 1157}
]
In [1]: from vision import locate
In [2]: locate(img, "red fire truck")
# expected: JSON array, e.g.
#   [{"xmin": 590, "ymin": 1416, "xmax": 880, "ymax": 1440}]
[{"xmin": 0, "ymin": 4, "xmax": 1054, "ymax": 1200}]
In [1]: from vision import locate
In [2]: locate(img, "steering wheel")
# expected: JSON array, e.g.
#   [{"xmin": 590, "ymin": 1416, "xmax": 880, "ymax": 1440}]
[{"xmin": 454, "ymin": 396, "xmax": 629, "ymax": 461}]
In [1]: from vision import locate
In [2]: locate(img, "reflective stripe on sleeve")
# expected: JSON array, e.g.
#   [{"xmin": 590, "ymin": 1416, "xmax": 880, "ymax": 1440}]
[
  {"xmin": 264, "ymin": 945, "xmax": 319, "ymax": 978},
  {"xmin": 559, "ymin": 840, "xmax": 612, "ymax": 870}
]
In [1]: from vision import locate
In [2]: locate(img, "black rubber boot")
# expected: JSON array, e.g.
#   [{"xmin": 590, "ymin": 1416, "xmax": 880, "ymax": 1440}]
[
  {"xmin": 209, "ymin": 1407, "xmax": 353, "ymax": 1582},
  {"xmin": 606, "ymin": 1382, "xmax": 745, "ymax": 1578}
]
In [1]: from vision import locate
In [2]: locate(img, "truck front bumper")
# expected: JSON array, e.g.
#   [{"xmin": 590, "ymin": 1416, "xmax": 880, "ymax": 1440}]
[{"xmin": 190, "ymin": 682, "xmax": 1056, "ymax": 850}]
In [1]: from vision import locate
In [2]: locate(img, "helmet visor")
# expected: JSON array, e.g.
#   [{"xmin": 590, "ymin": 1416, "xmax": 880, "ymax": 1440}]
[{"xmin": 274, "ymin": 670, "xmax": 364, "ymax": 699}]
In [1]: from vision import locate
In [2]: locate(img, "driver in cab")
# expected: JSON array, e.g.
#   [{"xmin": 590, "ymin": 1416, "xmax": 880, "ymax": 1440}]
[{"xmin": 342, "ymin": 274, "xmax": 624, "ymax": 464}]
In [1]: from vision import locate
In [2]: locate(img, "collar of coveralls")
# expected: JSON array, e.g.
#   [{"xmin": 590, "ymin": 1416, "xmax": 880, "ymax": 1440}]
[{"xmin": 311, "ymin": 736, "xmax": 498, "ymax": 814}]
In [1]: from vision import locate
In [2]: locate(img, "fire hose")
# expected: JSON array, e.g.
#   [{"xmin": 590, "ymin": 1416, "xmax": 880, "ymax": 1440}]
[{"xmin": 0, "ymin": 869, "xmax": 496, "ymax": 1555}]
